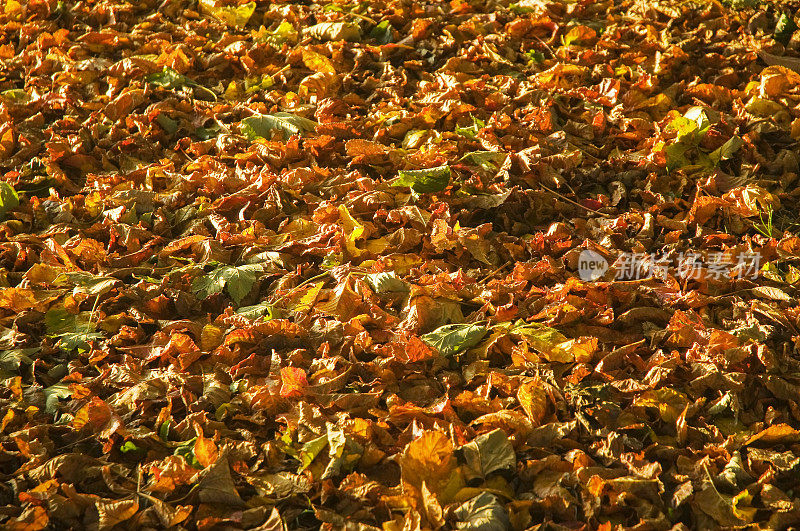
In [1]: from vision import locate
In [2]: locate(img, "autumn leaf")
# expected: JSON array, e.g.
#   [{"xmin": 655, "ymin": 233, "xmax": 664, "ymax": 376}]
[
  {"xmin": 199, "ymin": 0, "xmax": 256, "ymax": 27},
  {"xmin": 240, "ymin": 112, "xmax": 317, "ymax": 140},
  {"xmin": 421, "ymin": 322, "xmax": 488, "ymax": 357},
  {"xmin": 279, "ymin": 366, "xmax": 308, "ymax": 398},
  {"xmin": 391, "ymin": 165, "xmax": 452, "ymax": 194}
]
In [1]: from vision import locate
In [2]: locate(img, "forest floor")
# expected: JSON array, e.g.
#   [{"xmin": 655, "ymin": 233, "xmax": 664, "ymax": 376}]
[{"xmin": 2, "ymin": 0, "xmax": 800, "ymax": 529}]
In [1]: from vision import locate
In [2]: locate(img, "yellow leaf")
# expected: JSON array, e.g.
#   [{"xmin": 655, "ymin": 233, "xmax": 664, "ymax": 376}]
[
  {"xmin": 339, "ymin": 204, "xmax": 365, "ymax": 257},
  {"xmin": 364, "ymin": 237, "xmax": 389, "ymax": 254},
  {"xmin": 745, "ymin": 423, "xmax": 800, "ymax": 446},
  {"xmin": 633, "ymin": 388, "xmax": 689, "ymax": 423},
  {"xmin": 1, "ymin": 409, "xmax": 14, "ymax": 433},
  {"xmin": 285, "ymin": 280, "xmax": 324, "ymax": 312},
  {"xmin": 552, "ymin": 337, "xmax": 598, "ymax": 363},
  {"xmin": 302, "ymin": 49, "xmax": 336, "ymax": 73},
  {"xmin": 199, "ymin": 0, "xmax": 256, "ymax": 27},
  {"xmin": 563, "ymin": 25, "xmax": 596, "ymax": 46},
  {"xmin": 224, "ymin": 81, "xmax": 242, "ymax": 101},
  {"xmin": 399, "ymin": 431, "xmax": 457, "ymax": 498},
  {"xmin": 517, "ymin": 379, "xmax": 548, "ymax": 426},
  {"xmin": 25, "ymin": 263, "xmax": 61, "ymax": 285},
  {"xmin": 96, "ymin": 499, "xmax": 139, "ymax": 531},
  {"xmin": 200, "ymin": 324, "xmax": 225, "ymax": 351}
]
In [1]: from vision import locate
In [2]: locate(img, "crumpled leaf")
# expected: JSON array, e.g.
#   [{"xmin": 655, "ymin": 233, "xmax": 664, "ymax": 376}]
[
  {"xmin": 305, "ymin": 22, "xmax": 361, "ymax": 42},
  {"xmin": 460, "ymin": 429, "xmax": 516, "ymax": 481},
  {"xmin": 392, "ymin": 165, "xmax": 452, "ymax": 194},
  {"xmin": 200, "ymin": 0, "xmax": 256, "ymax": 27},
  {"xmin": 453, "ymin": 492, "xmax": 511, "ymax": 531},
  {"xmin": 241, "ymin": 112, "xmax": 317, "ymax": 140},
  {"xmin": 196, "ymin": 454, "xmax": 245, "ymax": 506},
  {"xmin": 421, "ymin": 323, "xmax": 488, "ymax": 357},
  {"xmin": 0, "ymin": 182, "xmax": 19, "ymax": 220},
  {"xmin": 694, "ymin": 475, "xmax": 756, "ymax": 526}
]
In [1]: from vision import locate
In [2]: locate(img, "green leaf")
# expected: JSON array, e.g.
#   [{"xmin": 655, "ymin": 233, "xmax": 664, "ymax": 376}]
[
  {"xmin": 159, "ymin": 419, "xmax": 171, "ymax": 441},
  {"xmin": 173, "ymin": 437, "xmax": 200, "ymax": 468},
  {"xmin": 192, "ymin": 267, "xmax": 229, "ymax": 300},
  {"xmin": 120, "ymin": 441, "xmax": 141, "ymax": 453},
  {"xmin": 459, "ymin": 151, "xmax": 508, "ymax": 171},
  {"xmin": 0, "ymin": 348, "xmax": 37, "ymax": 371},
  {"xmin": 240, "ymin": 112, "xmax": 317, "ymax": 141},
  {"xmin": 0, "ymin": 182, "xmax": 19, "ymax": 220},
  {"xmin": 666, "ymin": 115, "xmax": 698, "ymax": 141},
  {"xmin": 421, "ymin": 322, "xmax": 488, "ymax": 357},
  {"xmin": 370, "ymin": 20, "xmax": 393, "ymax": 44},
  {"xmin": 392, "ymin": 165, "xmax": 451, "ymax": 194},
  {"xmin": 194, "ymin": 124, "xmax": 220, "ymax": 140},
  {"xmin": 709, "ymin": 135, "xmax": 743, "ymax": 165},
  {"xmin": 684, "ymin": 106, "xmax": 711, "ymax": 133},
  {"xmin": 775, "ymin": 13, "xmax": 798, "ymax": 45},
  {"xmin": 694, "ymin": 474, "xmax": 757, "ymax": 526},
  {"xmin": 224, "ymin": 264, "xmax": 262, "ymax": 304},
  {"xmin": 526, "ymin": 50, "xmax": 545, "ymax": 64},
  {"xmin": 305, "ymin": 22, "xmax": 361, "ymax": 42},
  {"xmin": 56, "ymin": 330, "xmax": 103, "ymax": 353},
  {"xmin": 510, "ymin": 322, "xmax": 569, "ymax": 358},
  {"xmin": 299, "ymin": 435, "xmax": 329, "ymax": 471},
  {"xmin": 156, "ymin": 114, "xmax": 178, "ymax": 135},
  {"xmin": 244, "ymin": 74, "xmax": 274, "ymax": 94},
  {"xmin": 1, "ymin": 89, "xmax": 29, "ymax": 103},
  {"xmin": 236, "ymin": 301, "xmax": 277, "ymax": 320},
  {"xmin": 43, "ymin": 383, "xmax": 72, "ymax": 414},
  {"xmin": 54, "ymin": 272, "xmax": 119, "ymax": 296},
  {"xmin": 456, "ymin": 115, "xmax": 485, "ymax": 139},
  {"xmin": 192, "ymin": 264, "xmax": 263, "ymax": 305},
  {"xmin": 664, "ymin": 142, "xmax": 690, "ymax": 172},
  {"xmin": 364, "ymin": 272, "xmax": 409, "ymax": 293},
  {"xmin": 256, "ymin": 21, "xmax": 299, "ymax": 47},
  {"xmin": 321, "ymin": 422, "xmax": 363, "ymax": 480},
  {"xmin": 453, "ymin": 492, "xmax": 511, "ymax": 531},
  {"xmin": 45, "ymin": 307, "xmax": 90, "ymax": 335},
  {"xmin": 460, "ymin": 429, "xmax": 516, "ymax": 480},
  {"xmin": 509, "ymin": 2, "xmax": 535, "ymax": 14},
  {"xmin": 200, "ymin": 0, "xmax": 256, "ymax": 27},
  {"xmin": 146, "ymin": 67, "xmax": 195, "ymax": 89}
]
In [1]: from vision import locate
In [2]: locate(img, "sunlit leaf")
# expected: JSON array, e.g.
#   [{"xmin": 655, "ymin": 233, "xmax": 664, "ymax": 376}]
[
  {"xmin": 421, "ymin": 322, "xmax": 488, "ymax": 357},
  {"xmin": 0, "ymin": 182, "xmax": 19, "ymax": 220},
  {"xmin": 199, "ymin": 0, "xmax": 256, "ymax": 27},
  {"xmin": 460, "ymin": 429, "xmax": 516, "ymax": 480},
  {"xmin": 452, "ymin": 492, "xmax": 511, "ymax": 531},
  {"xmin": 305, "ymin": 22, "xmax": 361, "ymax": 41},
  {"xmin": 392, "ymin": 165, "xmax": 452, "ymax": 194},
  {"xmin": 240, "ymin": 112, "xmax": 317, "ymax": 140},
  {"xmin": 370, "ymin": 20, "xmax": 394, "ymax": 44}
]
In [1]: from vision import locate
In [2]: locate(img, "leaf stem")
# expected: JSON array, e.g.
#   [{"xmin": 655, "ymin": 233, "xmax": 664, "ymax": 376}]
[{"xmin": 269, "ymin": 271, "xmax": 330, "ymax": 307}]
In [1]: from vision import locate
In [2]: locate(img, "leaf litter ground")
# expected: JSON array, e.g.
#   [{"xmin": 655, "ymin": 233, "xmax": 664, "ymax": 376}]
[{"xmin": 2, "ymin": 0, "xmax": 800, "ymax": 529}]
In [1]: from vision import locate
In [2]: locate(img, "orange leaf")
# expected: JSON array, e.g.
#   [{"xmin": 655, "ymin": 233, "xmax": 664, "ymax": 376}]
[
  {"xmin": 193, "ymin": 422, "xmax": 219, "ymax": 468},
  {"xmin": 279, "ymin": 366, "xmax": 308, "ymax": 398},
  {"xmin": 6, "ymin": 506, "xmax": 48, "ymax": 531},
  {"xmin": 405, "ymin": 335, "xmax": 435, "ymax": 362}
]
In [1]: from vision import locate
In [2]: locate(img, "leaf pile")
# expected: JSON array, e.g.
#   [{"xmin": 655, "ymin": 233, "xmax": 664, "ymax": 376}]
[{"xmin": 3, "ymin": 0, "xmax": 800, "ymax": 529}]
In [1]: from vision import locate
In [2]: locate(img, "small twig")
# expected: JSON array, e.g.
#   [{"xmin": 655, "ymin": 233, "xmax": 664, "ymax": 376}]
[
  {"xmin": 477, "ymin": 262, "xmax": 512, "ymax": 284},
  {"xmin": 539, "ymin": 182, "xmax": 612, "ymax": 218},
  {"xmin": 532, "ymin": 34, "xmax": 556, "ymax": 58},
  {"xmin": 347, "ymin": 11, "xmax": 376, "ymax": 25}
]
